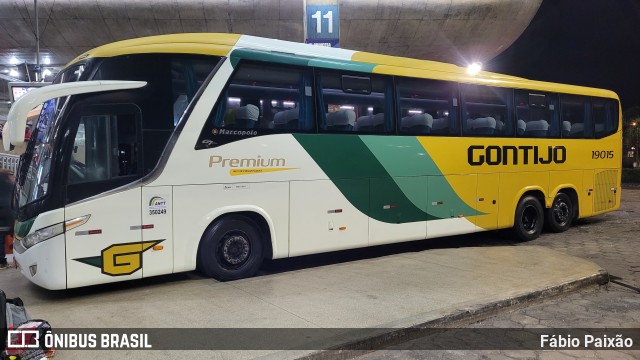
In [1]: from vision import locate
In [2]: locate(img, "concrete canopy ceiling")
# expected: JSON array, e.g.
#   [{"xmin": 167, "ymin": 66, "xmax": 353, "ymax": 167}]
[{"xmin": 0, "ymin": 0, "xmax": 541, "ymax": 79}]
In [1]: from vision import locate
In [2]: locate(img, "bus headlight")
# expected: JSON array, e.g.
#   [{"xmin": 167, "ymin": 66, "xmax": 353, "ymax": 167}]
[
  {"xmin": 20, "ymin": 215, "xmax": 90, "ymax": 249},
  {"xmin": 22, "ymin": 223, "xmax": 64, "ymax": 249}
]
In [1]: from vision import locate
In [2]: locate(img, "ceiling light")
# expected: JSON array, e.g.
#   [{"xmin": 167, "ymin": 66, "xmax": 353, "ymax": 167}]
[
  {"xmin": 10, "ymin": 56, "xmax": 19, "ymax": 65},
  {"xmin": 466, "ymin": 62, "xmax": 483, "ymax": 75}
]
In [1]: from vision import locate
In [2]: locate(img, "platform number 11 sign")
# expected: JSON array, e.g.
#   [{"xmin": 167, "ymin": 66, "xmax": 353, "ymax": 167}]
[
  {"xmin": 311, "ymin": 10, "xmax": 334, "ymax": 34},
  {"xmin": 306, "ymin": 4, "xmax": 340, "ymax": 46}
]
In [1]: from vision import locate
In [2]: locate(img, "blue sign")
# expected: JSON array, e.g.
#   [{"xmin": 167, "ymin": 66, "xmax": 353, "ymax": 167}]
[{"xmin": 306, "ymin": 5, "xmax": 339, "ymax": 41}]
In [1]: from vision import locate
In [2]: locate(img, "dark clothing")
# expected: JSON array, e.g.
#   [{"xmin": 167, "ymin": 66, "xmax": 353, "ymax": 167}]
[{"xmin": 0, "ymin": 170, "xmax": 16, "ymax": 264}]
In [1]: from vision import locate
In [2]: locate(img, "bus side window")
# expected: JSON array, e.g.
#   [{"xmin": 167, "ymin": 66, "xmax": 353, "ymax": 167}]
[
  {"xmin": 66, "ymin": 105, "xmax": 142, "ymax": 204},
  {"xmin": 592, "ymin": 98, "xmax": 618, "ymax": 138},
  {"xmin": 396, "ymin": 77, "xmax": 457, "ymax": 136},
  {"xmin": 318, "ymin": 71, "xmax": 394, "ymax": 134},
  {"xmin": 515, "ymin": 90, "xmax": 559, "ymax": 138},
  {"xmin": 561, "ymin": 94, "xmax": 590, "ymax": 138},
  {"xmin": 198, "ymin": 62, "xmax": 313, "ymax": 148},
  {"xmin": 460, "ymin": 84, "xmax": 513, "ymax": 137}
]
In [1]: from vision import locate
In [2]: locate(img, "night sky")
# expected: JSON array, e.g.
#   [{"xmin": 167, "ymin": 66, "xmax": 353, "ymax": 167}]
[{"xmin": 486, "ymin": 0, "xmax": 640, "ymax": 112}]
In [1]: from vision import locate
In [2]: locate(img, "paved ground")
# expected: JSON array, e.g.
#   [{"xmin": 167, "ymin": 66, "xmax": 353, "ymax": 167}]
[{"xmin": 357, "ymin": 186, "xmax": 640, "ymax": 360}]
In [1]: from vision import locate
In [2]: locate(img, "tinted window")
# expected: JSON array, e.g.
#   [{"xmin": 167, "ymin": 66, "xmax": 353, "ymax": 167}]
[
  {"xmin": 197, "ymin": 63, "xmax": 313, "ymax": 148},
  {"xmin": 66, "ymin": 105, "xmax": 142, "ymax": 204},
  {"xmin": 592, "ymin": 98, "xmax": 618, "ymax": 138},
  {"xmin": 515, "ymin": 90, "xmax": 560, "ymax": 138},
  {"xmin": 561, "ymin": 95, "xmax": 590, "ymax": 138},
  {"xmin": 396, "ymin": 78, "xmax": 458, "ymax": 135},
  {"xmin": 93, "ymin": 54, "xmax": 219, "ymax": 170},
  {"xmin": 318, "ymin": 71, "xmax": 393, "ymax": 133},
  {"xmin": 461, "ymin": 84, "xmax": 512, "ymax": 136}
]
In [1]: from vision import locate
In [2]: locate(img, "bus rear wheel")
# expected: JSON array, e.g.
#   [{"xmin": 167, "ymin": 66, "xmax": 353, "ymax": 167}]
[
  {"xmin": 545, "ymin": 192, "xmax": 574, "ymax": 233},
  {"xmin": 198, "ymin": 215, "xmax": 264, "ymax": 281},
  {"xmin": 512, "ymin": 195, "xmax": 544, "ymax": 242}
]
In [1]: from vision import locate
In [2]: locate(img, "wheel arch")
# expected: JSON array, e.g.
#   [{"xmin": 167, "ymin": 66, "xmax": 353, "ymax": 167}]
[
  {"xmin": 508, "ymin": 187, "xmax": 546, "ymax": 227},
  {"xmin": 550, "ymin": 186, "xmax": 579, "ymax": 219},
  {"xmin": 192, "ymin": 205, "xmax": 276, "ymax": 270}
]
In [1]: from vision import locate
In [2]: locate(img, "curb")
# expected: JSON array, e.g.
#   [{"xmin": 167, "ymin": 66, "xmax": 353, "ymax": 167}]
[{"xmin": 297, "ymin": 269, "xmax": 609, "ymax": 360}]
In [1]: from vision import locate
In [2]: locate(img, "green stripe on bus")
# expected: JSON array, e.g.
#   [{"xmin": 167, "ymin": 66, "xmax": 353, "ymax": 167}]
[
  {"xmin": 229, "ymin": 49, "xmax": 375, "ymax": 73},
  {"xmin": 308, "ymin": 59, "xmax": 375, "ymax": 73},
  {"xmin": 293, "ymin": 134, "xmax": 437, "ymax": 223},
  {"xmin": 360, "ymin": 136, "xmax": 478, "ymax": 217},
  {"xmin": 230, "ymin": 49, "xmax": 311, "ymax": 67}
]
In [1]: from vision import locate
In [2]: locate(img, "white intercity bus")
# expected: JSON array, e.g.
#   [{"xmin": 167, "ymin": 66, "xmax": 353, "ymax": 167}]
[{"xmin": 2, "ymin": 34, "xmax": 621, "ymax": 289}]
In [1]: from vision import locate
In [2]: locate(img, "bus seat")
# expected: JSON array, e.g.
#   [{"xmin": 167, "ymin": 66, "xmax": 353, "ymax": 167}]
[
  {"xmin": 495, "ymin": 119, "xmax": 504, "ymax": 132},
  {"xmin": 284, "ymin": 107, "xmax": 299, "ymax": 129},
  {"xmin": 524, "ymin": 119, "xmax": 549, "ymax": 137},
  {"xmin": 570, "ymin": 123, "xmax": 584, "ymax": 137},
  {"xmin": 595, "ymin": 123, "xmax": 604, "ymax": 134},
  {"xmin": 401, "ymin": 113, "xmax": 433, "ymax": 134},
  {"xmin": 326, "ymin": 109, "xmax": 355, "ymax": 131},
  {"xmin": 517, "ymin": 120, "xmax": 526, "ymax": 135},
  {"xmin": 469, "ymin": 117, "xmax": 496, "ymax": 135},
  {"xmin": 274, "ymin": 110, "xmax": 287, "ymax": 129},
  {"xmin": 356, "ymin": 113, "xmax": 385, "ymax": 132},
  {"xmin": 432, "ymin": 117, "xmax": 449, "ymax": 133},
  {"xmin": 562, "ymin": 121, "xmax": 571, "ymax": 137},
  {"xmin": 234, "ymin": 104, "xmax": 259, "ymax": 129},
  {"xmin": 372, "ymin": 113, "xmax": 385, "ymax": 131}
]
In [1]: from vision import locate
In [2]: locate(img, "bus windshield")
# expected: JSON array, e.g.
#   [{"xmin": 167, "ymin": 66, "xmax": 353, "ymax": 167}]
[{"xmin": 17, "ymin": 98, "xmax": 62, "ymax": 207}]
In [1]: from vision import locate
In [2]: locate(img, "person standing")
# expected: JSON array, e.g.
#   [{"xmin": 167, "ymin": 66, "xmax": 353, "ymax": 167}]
[{"xmin": 0, "ymin": 169, "xmax": 15, "ymax": 269}]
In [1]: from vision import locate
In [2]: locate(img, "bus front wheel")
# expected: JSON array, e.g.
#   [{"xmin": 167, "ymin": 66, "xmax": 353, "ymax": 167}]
[
  {"xmin": 545, "ymin": 193, "xmax": 574, "ymax": 233},
  {"xmin": 198, "ymin": 215, "xmax": 264, "ymax": 281},
  {"xmin": 512, "ymin": 195, "xmax": 544, "ymax": 242}
]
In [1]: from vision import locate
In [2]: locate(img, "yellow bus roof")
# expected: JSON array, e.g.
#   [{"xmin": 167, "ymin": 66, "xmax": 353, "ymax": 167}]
[{"xmin": 67, "ymin": 33, "xmax": 619, "ymax": 100}]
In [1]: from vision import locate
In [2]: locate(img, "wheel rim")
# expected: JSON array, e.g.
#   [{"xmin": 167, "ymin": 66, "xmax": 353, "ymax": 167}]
[
  {"xmin": 553, "ymin": 199, "xmax": 570, "ymax": 225},
  {"xmin": 218, "ymin": 231, "xmax": 251, "ymax": 269},
  {"xmin": 521, "ymin": 204, "xmax": 539, "ymax": 233}
]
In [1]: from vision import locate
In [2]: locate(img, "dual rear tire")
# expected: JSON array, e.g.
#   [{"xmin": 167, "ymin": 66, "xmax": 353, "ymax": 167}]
[{"xmin": 512, "ymin": 192, "xmax": 574, "ymax": 242}]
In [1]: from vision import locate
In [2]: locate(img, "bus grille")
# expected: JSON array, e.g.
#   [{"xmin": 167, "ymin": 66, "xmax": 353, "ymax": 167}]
[{"xmin": 593, "ymin": 170, "xmax": 618, "ymax": 212}]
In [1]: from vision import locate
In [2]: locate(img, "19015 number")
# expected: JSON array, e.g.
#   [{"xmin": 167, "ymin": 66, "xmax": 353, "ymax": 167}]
[{"xmin": 592, "ymin": 150, "xmax": 614, "ymax": 159}]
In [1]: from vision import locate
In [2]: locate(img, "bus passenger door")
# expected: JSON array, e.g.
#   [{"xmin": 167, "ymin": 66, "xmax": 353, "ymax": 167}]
[
  {"xmin": 65, "ymin": 190, "xmax": 142, "ymax": 288},
  {"xmin": 475, "ymin": 173, "xmax": 500, "ymax": 230},
  {"xmin": 141, "ymin": 187, "xmax": 173, "ymax": 277},
  {"xmin": 64, "ymin": 104, "xmax": 145, "ymax": 288}
]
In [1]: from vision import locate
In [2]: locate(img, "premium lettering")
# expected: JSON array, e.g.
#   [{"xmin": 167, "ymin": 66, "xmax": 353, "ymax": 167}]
[{"xmin": 209, "ymin": 155, "xmax": 286, "ymax": 168}]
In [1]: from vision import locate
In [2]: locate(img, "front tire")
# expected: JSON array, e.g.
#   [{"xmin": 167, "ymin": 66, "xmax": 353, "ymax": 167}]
[
  {"xmin": 512, "ymin": 195, "xmax": 544, "ymax": 242},
  {"xmin": 545, "ymin": 193, "xmax": 574, "ymax": 233},
  {"xmin": 197, "ymin": 215, "xmax": 264, "ymax": 281}
]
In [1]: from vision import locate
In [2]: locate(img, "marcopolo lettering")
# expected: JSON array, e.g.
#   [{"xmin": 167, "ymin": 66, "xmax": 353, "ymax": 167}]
[{"xmin": 468, "ymin": 145, "xmax": 566, "ymax": 166}]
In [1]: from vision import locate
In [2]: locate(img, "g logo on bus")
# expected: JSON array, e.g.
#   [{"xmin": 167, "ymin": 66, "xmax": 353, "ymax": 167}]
[{"xmin": 74, "ymin": 240, "xmax": 164, "ymax": 276}]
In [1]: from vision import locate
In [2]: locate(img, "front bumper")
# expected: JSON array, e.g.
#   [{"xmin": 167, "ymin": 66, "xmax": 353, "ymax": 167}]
[{"xmin": 14, "ymin": 234, "xmax": 67, "ymax": 290}]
